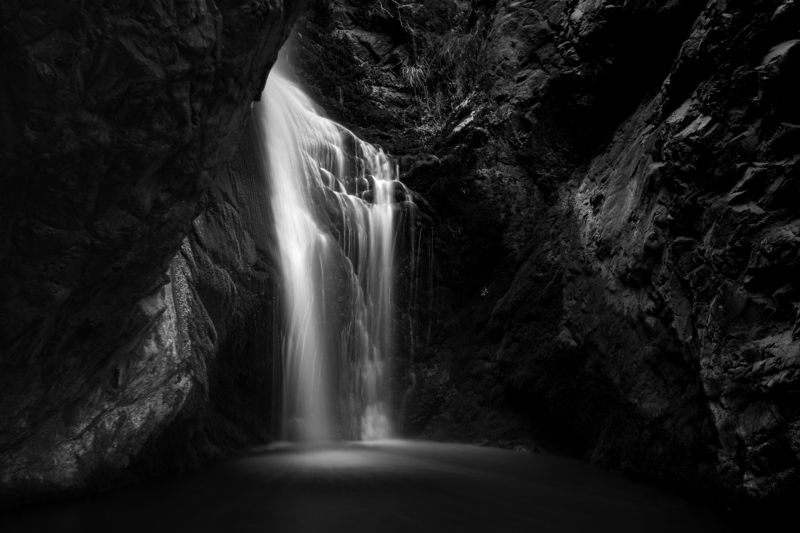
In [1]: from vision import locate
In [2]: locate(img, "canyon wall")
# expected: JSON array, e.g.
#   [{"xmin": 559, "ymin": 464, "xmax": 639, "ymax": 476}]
[
  {"xmin": 293, "ymin": 0, "xmax": 800, "ymax": 502},
  {"xmin": 0, "ymin": 1, "xmax": 301, "ymax": 502}
]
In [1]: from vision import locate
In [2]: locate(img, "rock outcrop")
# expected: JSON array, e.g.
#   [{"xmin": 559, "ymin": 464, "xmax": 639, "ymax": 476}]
[
  {"xmin": 293, "ymin": 0, "xmax": 800, "ymax": 504},
  {"xmin": 0, "ymin": 1, "xmax": 302, "ymax": 502}
]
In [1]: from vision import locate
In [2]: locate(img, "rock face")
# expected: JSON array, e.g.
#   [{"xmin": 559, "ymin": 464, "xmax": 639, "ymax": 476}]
[
  {"xmin": 572, "ymin": 3, "xmax": 800, "ymax": 499},
  {"xmin": 293, "ymin": 0, "xmax": 800, "ymax": 503},
  {"xmin": 0, "ymin": 1, "xmax": 302, "ymax": 502}
]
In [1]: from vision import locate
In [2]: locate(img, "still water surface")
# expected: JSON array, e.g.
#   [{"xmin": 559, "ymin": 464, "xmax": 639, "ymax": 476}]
[{"xmin": 1, "ymin": 441, "xmax": 737, "ymax": 533}]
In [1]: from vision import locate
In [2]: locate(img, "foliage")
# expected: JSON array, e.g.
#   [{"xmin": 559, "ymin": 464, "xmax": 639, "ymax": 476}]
[
  {"xmin": 422, "ymin": 28, "xmax": 484, "ymax": 101},
  {"xmin": 401, "ymin": 26, "xmax": 486, "ymax": 136}
]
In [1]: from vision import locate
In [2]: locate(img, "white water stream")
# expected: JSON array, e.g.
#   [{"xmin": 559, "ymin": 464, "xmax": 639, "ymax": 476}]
[{"xmin": 254, "ymin": 58, "xmax": 409, "ymax": 441}]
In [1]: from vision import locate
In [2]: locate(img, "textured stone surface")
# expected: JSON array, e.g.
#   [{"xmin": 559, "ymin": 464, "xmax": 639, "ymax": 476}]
[
  {"xmin": 0, "ymin": 1, "xmax": 301, "ymax": 502},
  {"xmin": 0, "ymin": 118, "xmax": 280, "ymax": 503},
  {"xmin": 294, "ymin": 0, "xmax": 800, "ymax": 504}
]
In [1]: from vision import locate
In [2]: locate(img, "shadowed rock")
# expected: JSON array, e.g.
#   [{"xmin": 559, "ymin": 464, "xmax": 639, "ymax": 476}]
[{"xmin": 0, "ymin": 0, "xmax": 305, "ymax": 502}]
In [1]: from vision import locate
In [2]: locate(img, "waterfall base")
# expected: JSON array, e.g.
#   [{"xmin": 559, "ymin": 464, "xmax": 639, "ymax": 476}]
[{"xmin": 1, "ymin": 442, "xmax": 736, "ymax": 533}]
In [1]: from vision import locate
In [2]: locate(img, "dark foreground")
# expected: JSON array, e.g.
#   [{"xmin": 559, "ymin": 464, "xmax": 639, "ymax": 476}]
[{"xmin": 1, "ymin": 441, "xmax": 737, "ymax": 533}]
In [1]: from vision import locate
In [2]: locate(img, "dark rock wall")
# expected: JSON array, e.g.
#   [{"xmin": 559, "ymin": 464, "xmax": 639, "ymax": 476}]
[
  {"xmin": 0, "ymin": 1, "xmax": 302, "ymax": 502},
  {"xmin": 1, "ymin": 128, "xmax": 279, "ymax": 500},
  {"xmin": 573, "ymin": 0, "xmax": 800, "ymax": 499},
  {"xmin": 293, "ymin": 0, "xmax": 800, "ymax": 502},
  {"xmin": 132, "ymin": 122, "xmax": 280, "ymax": 479}
]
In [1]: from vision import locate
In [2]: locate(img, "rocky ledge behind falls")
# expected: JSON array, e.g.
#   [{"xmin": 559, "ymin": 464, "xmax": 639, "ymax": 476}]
[{"xmin": 292, "ymin": 0, "xmax": 800, "ymax": 505}]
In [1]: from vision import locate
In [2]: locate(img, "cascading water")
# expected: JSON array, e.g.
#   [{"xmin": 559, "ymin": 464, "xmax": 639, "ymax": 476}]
[{"xmin": 254, "ymin": 56, "xmax": 412, "ymax": 441}]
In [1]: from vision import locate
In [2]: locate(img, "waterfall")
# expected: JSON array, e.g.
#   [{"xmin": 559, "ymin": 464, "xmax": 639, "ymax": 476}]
[{"xmin": 254, "ymin": 58, "xmax": 411, "ymax": 441}]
